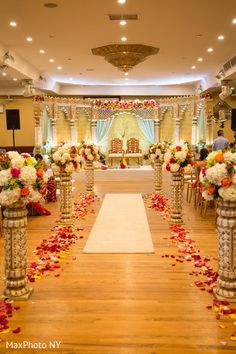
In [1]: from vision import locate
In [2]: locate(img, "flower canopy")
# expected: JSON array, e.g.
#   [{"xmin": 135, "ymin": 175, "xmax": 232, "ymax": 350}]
[{"xmin": 93, "ymin": 99, "xmax": 158, "ymax": 111}]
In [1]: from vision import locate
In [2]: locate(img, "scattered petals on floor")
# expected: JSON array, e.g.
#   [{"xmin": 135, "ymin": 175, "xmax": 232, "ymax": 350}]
[
  {"xmin": 0, "ymin": 300, "xmax": 20, "ymax": 334},
  {"xmin": 146, "ymin": 192, "xmax": 236, "ymax": 345}
]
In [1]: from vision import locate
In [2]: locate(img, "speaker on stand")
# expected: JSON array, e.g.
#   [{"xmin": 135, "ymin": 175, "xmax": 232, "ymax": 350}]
[{"xmin": 6, "ymin": 109, "xmax": 20, "ymax": 150}]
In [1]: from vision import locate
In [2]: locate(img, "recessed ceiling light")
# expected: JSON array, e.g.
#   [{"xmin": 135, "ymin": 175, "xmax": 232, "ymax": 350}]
[
  {"xmin": 49, "ymin": 58, "xmax": 54, "ymax": 62},
  {"xmin": 121, "ymin": 36, "xmax": 127, "ymax": 42},
  {"xmin": 124, "ymin": 72, "xmax": 128, "ymax": 76},
  {"xmin": 69, "ymin": 77, "xmax": 73, "ymax": 80},
  {"xmin": 231, "ymin": 87, "xmax": 234, "ymax": 90},
  {"xmin": 195, "ymin": 34, "xmax": 202, "ymax": 38},
  {"xmin": 191, "ymin": 66, "xmax": 196, "ymax": 69},
  {"xmin": 2, "ymin": 73, "xmax": 6, "ymax": 76},
  {"xmin": 118, "ymin": 0, "xmax": 126, "ymax": 3},
  {"xmin": 198, "ymin": 57, "xmax": 203, "ymax": 62},
  {"xmin": 57, "ymin": 66, "xmax": 62, "ymax": 70},
  {"xmin": 120, "ymin": 20, "xmax": 127, "ymax": 26},
  {"xmin": 44, "ymin": 2, "xmax": 58, "ymax": 8},
  {"xmin": 125, "ymin": 77, "xmax": 129, "ymax": 80},
  {"xmin": 218, "ymin": 35, "xmax": 224, "ymax": 40},
  {"xmin": 39, "ymin": 49, "xmax": 45, "ymax": 54},
  {"xmin": 13, "ymin": 78, "xmax": 17, "ymax": 81},
  {"xmin": 232, "ymin": 18, "xmax": 236, "ymax": 24},
  {"xmin": 9, "ymin": 21, "xmax": 17, "ymax": 27},
  {"xmin": 26, "ymin": 37, "xmax": 33, "ymax": 42},
  {"xmin": 207, "ymin": 48, "xmax": 213, "ymax": 52}
]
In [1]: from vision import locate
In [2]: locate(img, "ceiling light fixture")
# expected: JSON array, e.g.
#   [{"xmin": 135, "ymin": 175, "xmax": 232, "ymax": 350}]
[
  {"xmin": 9, "ymin": 21, "xmax": 17, "ymax": 27},
  {"xmin": 232, "ymin": 18, "xmax": 236, "ymax": 24},
  {"xmin": 49, "ymin": 58, "xmax": 54, "ymax": 62},
  {"xmin": 125, "ymin": 77, "xmax": 129, "ymax": 80},
  {"xmin": 2, "ymin": 73, "xmax": 6, "ymax": 76},
  {"xmin": 207, "ymin": 48, "xmax": 213, "ymax": 52},
  {"xmin": 191, "ymin": 65, "xmax": 196, "ymax": 69},
  {"xmin": 121, "ymin": 36, "xmax": 127, "ymax": 42},
  {"xmin": 218, "ymin": 35, "xmax": 224, "ymax": 40},
  {"xmin": 92, "ymin": 44, "xmax": 159, "ymax": 73},
  {"xmin": 13, "ymin": 78, "xmax": 17, "ymax": 81},
  {"xmin": 39, "ymin": 49, "xmax": 45, "ymax": 54},
  {"xmin": 124, "ymin": 72, "xmax": 128, "ymax": 76},
  {"xmin": 26, "ymin": 37, "xmax": 33, "ymax": 42},
  {"xmin": 118, "ymin": 0, "xmax": 126, "ymax": 4},
  {"xmin": 120, "ymin": 20, "xmax": 127, "ymax": 26},
  {"xmin": 57, "ymin": 66, "xmax": 62, "ymax": 70},
  {"xmin": 198, "ymin": 57, "xmax": 203, "ymax": 62}
]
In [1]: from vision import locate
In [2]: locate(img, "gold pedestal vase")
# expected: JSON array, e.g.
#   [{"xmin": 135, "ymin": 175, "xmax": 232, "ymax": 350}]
[
  {"xmin": 170, "ymin": 172, "xmax": 184, "ymax": 224},
  {"xmin": 86, "ymin": 161, "xmax": 94, "ymax": 193},
  {"xmin": 154, "ymin": 158, "xmax": 162, "ymax": 193},
  {"xmin": 3, "ymin": 201, "xmax": 32, "ymax": 300},
  {"xmin": 214, "ymin": 198, "xmax": 236, "ymax": 302},
  {"xmin": 59, "ymin": 172, "xmax": 73, "ymax": 225}
]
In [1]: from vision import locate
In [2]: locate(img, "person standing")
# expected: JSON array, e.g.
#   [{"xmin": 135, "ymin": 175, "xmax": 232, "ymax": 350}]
[{"xmin": 212, "ymin": 130, "xmax": 229, "ymax": 151}]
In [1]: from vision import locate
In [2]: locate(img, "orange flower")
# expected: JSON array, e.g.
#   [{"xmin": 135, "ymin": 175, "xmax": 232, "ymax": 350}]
[
  {"xmin": 70, "ymin": 153, "xmax": 75, "ymax": 158},
  {"xmin": 37, "ymin": 168, "xmax": 44, "ymax": 177},
  {"xmin": 21, "ymin": 186, "xmax": 30, "ymax": 197},
  {"xmin": 215, "ymin": 152, "xmax": 224, "ymax": 163},
  {"xmin": 207, "ymin": 185, "xmax": 216, "ymax": 195},
  {"xmin": 221, "ymin": 177, "xmax": 231, "ymax": 187}
]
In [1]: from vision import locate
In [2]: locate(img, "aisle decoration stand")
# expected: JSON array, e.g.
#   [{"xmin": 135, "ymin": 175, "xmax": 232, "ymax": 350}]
[
  {"xmin": 200, "ymin": 150, "xmax": 236, "ymax": 301},
  {"xmin": 51, "ymin": 146, "xmax": 81, "ymax": 225},
  {"xmin": 78, "ymin": 143, "xmax": 100, "ymax": 193},
  {"xmin": 164, "ymin": 145, "xmax": 193, "ymax": 224},
  {"xmin": 0, "ymin": 152, "xmax": 48, "ymax": 299},
  {"xmin": 149, "ymin": 142, "xmax": 168, "ymax": 193}
]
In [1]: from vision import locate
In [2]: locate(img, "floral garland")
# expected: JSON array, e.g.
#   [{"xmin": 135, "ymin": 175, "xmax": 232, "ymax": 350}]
[
  {"xmin": 78, "ymin": 143, "xmax": 100, "ymax": 162},
  {"xmin": 163, "ymin": 145, "xmax": 194, "ymax": 173},
  {"xmin": 0, "ymin": 152, "xmax": 48, "ymax": 207},
  {"xmin": 51, "ymin": 145, "xmax": 81, "ymax": 173},
  {"xmin": 200, "ymin": 150, "xmax": 236, "ymax": 201},
  {"xmin": 149, "ymin": 142, "xmax": 169, "ymax": 161},
  {"xmin": 93, "ymin": 99, "xmax": 158, "ymax": 111}
]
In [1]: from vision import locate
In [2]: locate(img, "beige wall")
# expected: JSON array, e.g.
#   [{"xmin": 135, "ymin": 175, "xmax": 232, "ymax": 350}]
[{"xmin": 0, "ymin": 97, "xmax": 34, "ymax": 147}]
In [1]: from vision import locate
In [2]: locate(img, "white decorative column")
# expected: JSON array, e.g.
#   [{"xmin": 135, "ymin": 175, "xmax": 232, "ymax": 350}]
[
  {"xmin": 191, "ymin": 115, "xmax": 198, "ymax": 155},
  {"xmin": 154, "ymin": 120, "xmax": 161, "ymax": 143},
  {"xmin": 33, "ymin": 104, "xmax": 42, "ymax": 154},
  {"xmin": 51, "ymin": 119, "xmax": 57, "ymax": 147},
  {"xmin": 69, "ymin": 120, "xmax": 77, "ymax": 145},
  {"xmin": 174, "ymin": 118, "xmax": 181, "ymax": 145},
  {"xmin": 206, "ymin": 116, "xmax": 214, "ymax": 148},
  {"xmin": 91, "ymin": 120, "xmax": 97, "ymax": 144}
]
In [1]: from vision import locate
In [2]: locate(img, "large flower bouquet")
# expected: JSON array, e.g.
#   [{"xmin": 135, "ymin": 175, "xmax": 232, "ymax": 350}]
[
  {"xmin": 149, "ymin": 142, "xmax": 169, "ymax": 161},
  {"xmin": 78, "ymin": 143, "xmax": 100, "ymax": 162},
  {"xmin": 200, "ymin": 150, "xmax": 236, "ymax": 201},
  {"xmin": 163, "ymin": 145, "xmax": 194, "ymax": 173},
  {"xmin": 51, "ymin": 146, "xmax": 81, "ymax": 173},
  {"xmin": 93, "ymin": 99, "xmax": 158, "ymax": 111},
  {"xmin": 0, "ymin": 151, "xmax": 48, "ymax": 207}
]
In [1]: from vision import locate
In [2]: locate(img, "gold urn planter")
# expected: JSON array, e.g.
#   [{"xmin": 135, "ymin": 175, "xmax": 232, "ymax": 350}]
[
  {"xmin": 59, "ymin": 172, "xmax": 73, "ymax": 225},
  {"xmin": 3, "ymin": 201, "xmax": 32, "ymax": 300},
  {"xmin": 170, "ymin": 171, "xmax": 184, "ymax": 224},
  {"xmin": 85, "ymin": 160, "xmax": 94, "ymax": 193},
  {"xmin": 214, "ymin": 198, "xmax": 236, "ymax": 302},
  {"xmin": 153, "ymin": 158, "xmax": 162, "ymax": 193}
]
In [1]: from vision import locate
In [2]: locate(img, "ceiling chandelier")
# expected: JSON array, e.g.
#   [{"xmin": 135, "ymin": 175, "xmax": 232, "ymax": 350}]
[{"xmin": 91, "ymin": 44, "xmax": 159, "ymax": 72}]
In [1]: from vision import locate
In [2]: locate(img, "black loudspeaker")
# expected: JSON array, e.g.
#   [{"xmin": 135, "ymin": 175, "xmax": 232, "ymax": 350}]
[
  {"xmin": 231, "ymin": 109, "xmax": 236, "ymax": 131},
  {"xmin": 6, "ymin": 109, "xmax": 20, "ymax": 130}
]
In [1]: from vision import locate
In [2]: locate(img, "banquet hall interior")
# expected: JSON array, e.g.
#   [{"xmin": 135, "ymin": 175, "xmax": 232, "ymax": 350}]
[{"xmin": 0, "ymin": 0, "xmax": 236, "ymax": 353}]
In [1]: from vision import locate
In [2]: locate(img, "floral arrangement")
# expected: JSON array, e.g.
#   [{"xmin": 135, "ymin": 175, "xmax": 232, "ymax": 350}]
[
  {"xmin": 51, "ymin": 146, "xmax": 81, "ymax": 173},
  {"xmin": 120, "ymin": 156, "xmax": 127, "ymax": 169},
  {"xmin": 163, "ymin": 145, "xmax": 193, "ymax": 173},
  {"xmin": 93, "ymin": 99, "xmax": 158, "ymax": 111},
  {"xmin": 200, "ymin": 150, "xmax": 236, "ymax": 201},
  {"xmin": 149, "ymin": 142, "xmax": 168, "ymax": 161},
  {"xmin": 0, "ymin": 151, "xmax": 48, "ymax": 207},
  {"xmin": 78, "ymin": 143, "xmax": 100, "ymax": 162}
]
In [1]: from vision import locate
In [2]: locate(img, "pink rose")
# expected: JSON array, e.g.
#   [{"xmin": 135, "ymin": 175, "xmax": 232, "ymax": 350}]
[{"xmin": 11, "ymin": 167, "xmax": 21, "ymax": 177}]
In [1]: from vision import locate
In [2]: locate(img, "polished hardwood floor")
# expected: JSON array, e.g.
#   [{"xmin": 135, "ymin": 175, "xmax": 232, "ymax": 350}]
[{"xmin": 0, "ymin": 172, "xmax": 235, "ymax": 354}]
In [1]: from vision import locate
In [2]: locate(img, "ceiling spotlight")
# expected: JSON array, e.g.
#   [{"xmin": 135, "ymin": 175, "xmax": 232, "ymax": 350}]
[
  {"xmin": 26, "ymin": 37, "xmax": 33, "ymax": 42},
  {"xmin": 207, "ymin": 48, "xmax": 213, "ymax": 52},
  {"xmin": 120, "ymin": 20, "xmax": 127, "ymax": 26},
  {"xmin": 69, "ymin": 77, "xmax": 73, "ymax": 80},
  {"xmin": 49, "ymin": 58, "xmax": 54, "ymax": 62},
  {"xmin": 9, "ymin": 21, "xmax": 17, "ymax": 27},
  {"xmin": 218, "ymin": 35, "xmax": 224, "ymax": 40},
  {"xmin": 125, "ymin": 77, "xmax": 129, "ymax": 80},
  {"xmin": 121, "ymin": 36, "xmax": 127, "ymax": 42},
  {"xmin": 2, "ymin": 73, "xmax": 6, "ymax": 76},
  {"xmin": 198, "ymin": 58, "xmax": 203, "ymax": 62},
  {"xmin": 57, "ymin": 66, "xmax": 62, "ymax": 70},
  {"xmin": 231, "ymin": 87, "xmax": 234, "ymax": 90},
  {"xmin": 13, "ymin": 78, "xmax": 17, "ymax": 81},
  {"xmin": 124, "ymin": 72, "xmax": 128, "ymax": 76},
  {"xmin": 39, "ymin": 49, "xmax": 45, "ymax": 54},
  {"xmin": 191, "ymin": 65, "xmax": 196, "ymax": 69},
  {"xmin": 232, "ymin": 18, "xmax": 236, "ymax": 24},
  {"xmin": 118, "ymin": 0, "xmax": 126, "ymax": 3}
]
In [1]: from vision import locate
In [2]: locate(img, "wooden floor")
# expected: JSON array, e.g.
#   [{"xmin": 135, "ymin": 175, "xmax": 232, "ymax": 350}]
[{"xmin": 0, "ymin": 173, "xmax": 235, "ymax": 354}]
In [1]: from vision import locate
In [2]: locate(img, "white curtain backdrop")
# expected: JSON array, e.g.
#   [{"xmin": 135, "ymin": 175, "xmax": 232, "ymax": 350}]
[
  {"xmin": 40, "ymin": 109, "xmax": 51, "ymax": 144},
  {"xmin": 136, "ymin": 117, "xmax": 154, "ymax": 144},
  {"xmin": 96, "ymin": 118, "xmax": 114, "ymax": 152},
  {"xmin": 197, "ymin": 107, "xmax": 206, "ymax": 143}
]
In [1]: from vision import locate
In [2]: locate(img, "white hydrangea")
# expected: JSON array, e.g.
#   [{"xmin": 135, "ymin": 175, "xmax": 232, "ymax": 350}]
[
  {"xmin": 51, "ymin": 163, "xmax": 60, "ymax": 173},
  {"xmin": 202, "ymin": 190, "xmax": 214, "ymax": 201},
  {"xmin": 164, "ymin": 151, "xmax": 172, "ymax": 163},
  {"xmin": 61, "ymin": 153, "xmax": 70, "ymax": 162},
  {"xmin": 52, "ymin": 152, "xmax": 61, "ymax": 162},
  {"xmin": 219, "ymin": 185, "xmax": 236, "ymax": 201},
  {"xmin": 206, "ymin": 163, "xmax": 228, "ymax": 185},
  {"xmin": 74, "ymin": 155, "xmax": 81, "ymax": 163},
  {"xmin": 85, "ymin": 148, "xmax": 91, "ymax": 155},
  {"xmin": 19, "ymin": 165, "xmax": 37, "ymax": 185},
  {"xmin": 170, "ymin": 163, "xmax": 180, "ymax": 172},
  {"xmin": 206, "ymin": 151, "xmax": 218, "ymax": 161},
  {"xmin": 232, "ymin": 175, "xmax": 236, "ymax": 185},
  {"xmin": 224, "ymin": 151, "xmax": 236, "ymax": 164},
  {"xmin": 65, "ymin": 162, "xmax": 74, "ymax": 173},
  {"xmin": 0, "ymin": 169, "xmax": 11, "ymax": 186},
  {"xmin": 11, "ymin": 156, "xmax": 25, "ymax": 169},
  {"xmin": 175, "ymin": 150, "xmax": 187, "ymax": 162},
  {"xmin": 87, "ymin": 154, "xmax": 94, "ymax": 161},
  {"xmin": 7, "ymin": 151, "xmax": 20, "ymax": 159},
  {"xmin": 0, "ymin": 188, "xmax": 21, "ymax": 206}
]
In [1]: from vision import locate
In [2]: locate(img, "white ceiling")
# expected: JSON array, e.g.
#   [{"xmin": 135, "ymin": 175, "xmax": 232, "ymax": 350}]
[{"xmin": 0, "ymin": 0, "xmax": 236, "ymax": 95}]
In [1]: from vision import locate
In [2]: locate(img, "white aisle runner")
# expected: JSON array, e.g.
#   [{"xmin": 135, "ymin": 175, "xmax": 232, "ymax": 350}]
[{"xmin": 83, "ymin": 193, "xmax": 154, "ymax": 253}]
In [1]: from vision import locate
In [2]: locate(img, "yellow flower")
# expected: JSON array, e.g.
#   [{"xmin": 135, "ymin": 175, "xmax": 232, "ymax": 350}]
[{"xmin": 25, "ymin": 157, "xmax": 36, "ymax": 166}]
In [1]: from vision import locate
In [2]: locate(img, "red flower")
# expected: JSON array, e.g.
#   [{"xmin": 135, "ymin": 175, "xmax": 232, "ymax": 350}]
[
  {"xmin": 176, "ymin": 146, "xmax": 182, "ymax": 151},
  {"xmin": 170, "ymin": 157, "xmax": 176, "ymax": 163},
  {"xmin": 11, "ymin": 168, "xmax": 21, "ymax": 177},
  {"xmin": 166, "ymin": 163, "xmax": 171, "ymax": 171}
]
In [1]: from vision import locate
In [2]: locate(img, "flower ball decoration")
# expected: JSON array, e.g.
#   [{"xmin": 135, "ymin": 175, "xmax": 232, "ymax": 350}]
[
  {"xmin": 163, "ymin": 145, "xmax": 194, "ymax": 173},
  {"xmin": 51, "ymin": 146, "xmax": 81, "ymax": 174},
  {"xmin": 149, "ymin": 142, "xmax": 169, "ymax": 161},
  {"xmin": 78, "ymin": 143, "xmax": 100, "ymax": 162},
  {"xmin": 200, "ymin": 150, "xmax": 236, "ymax": 201},
  {"xmin": 0, "ymin": 152, "xmax": 48, "ymax": 207}
]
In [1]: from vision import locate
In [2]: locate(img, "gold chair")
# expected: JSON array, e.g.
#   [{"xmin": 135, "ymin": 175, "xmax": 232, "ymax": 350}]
[
  {"xmin": 108, "ymin": 138, "xmax": 123, "ymax": 166},
  {"xmin": 124, "ymin": 138, "xmax": 143, "ymax": 166}
]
